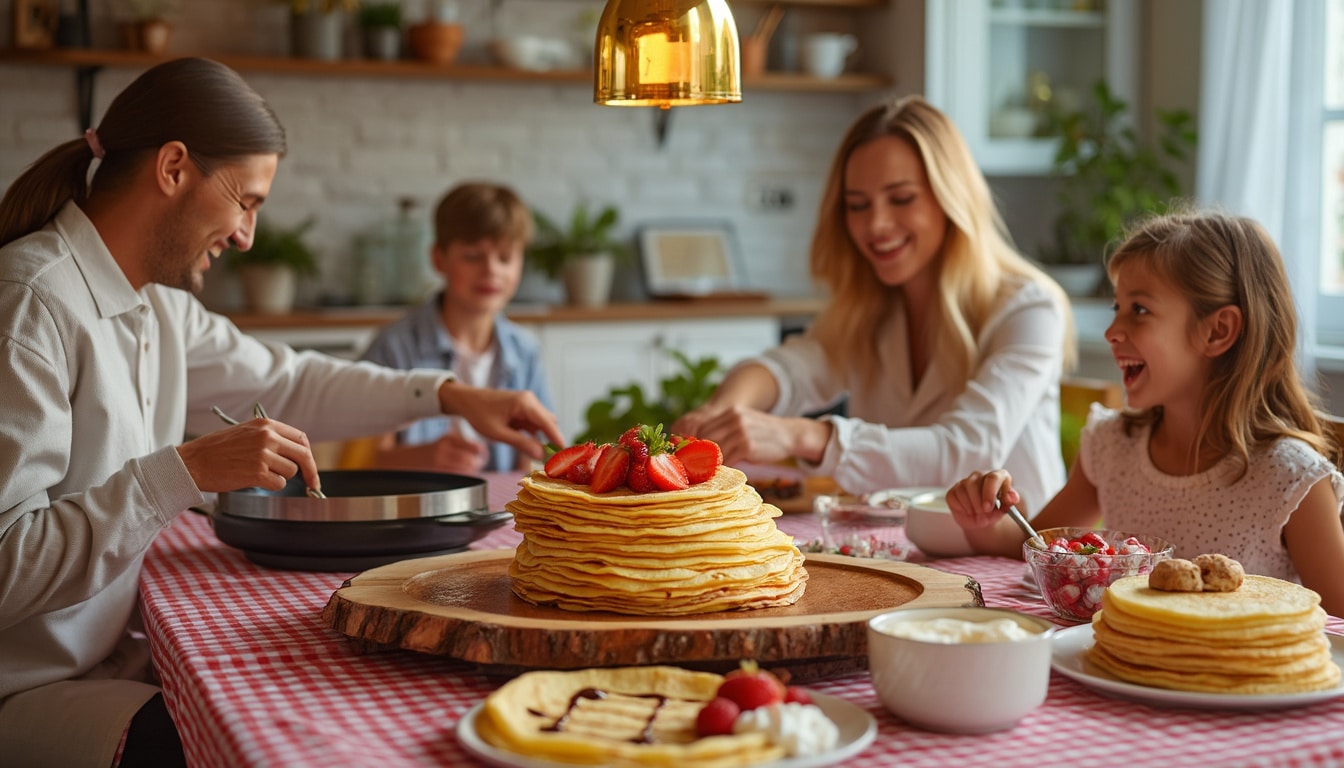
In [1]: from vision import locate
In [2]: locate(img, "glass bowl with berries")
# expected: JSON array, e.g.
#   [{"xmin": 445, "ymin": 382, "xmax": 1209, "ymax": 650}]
[{"xmin": 1024, "ymin": 527, "xmax": 1173, "ymax": 622}]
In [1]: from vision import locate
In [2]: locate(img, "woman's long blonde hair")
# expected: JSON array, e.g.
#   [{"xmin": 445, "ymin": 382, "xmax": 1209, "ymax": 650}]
[
  {"xmin": 1111, "ymin": 209, "xmax": 1344, "ymax": 471},
  {"xmin": 0, "ymin": 57, "xmax": 286, "ymax": 248},
  {"xmin": 808, "ymin": 96, "xmax": 1075, "ymax": 390}
]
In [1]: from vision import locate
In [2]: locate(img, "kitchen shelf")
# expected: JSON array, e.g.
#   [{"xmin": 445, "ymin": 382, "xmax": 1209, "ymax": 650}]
[{"xmin": 0, "ymin": 47, "xmax": 891, "ymax": 129}]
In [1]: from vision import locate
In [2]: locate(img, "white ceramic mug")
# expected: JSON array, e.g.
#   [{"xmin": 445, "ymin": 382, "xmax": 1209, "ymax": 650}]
[{"xmin": 801, "ymin": 33, "xmax": 857, "ymax": 78}]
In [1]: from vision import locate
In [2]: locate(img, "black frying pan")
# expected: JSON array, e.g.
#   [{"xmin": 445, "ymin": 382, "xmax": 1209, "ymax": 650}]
[{"xmin": 211, "ymin": 470, "xmax": 511, "ymax": 571}]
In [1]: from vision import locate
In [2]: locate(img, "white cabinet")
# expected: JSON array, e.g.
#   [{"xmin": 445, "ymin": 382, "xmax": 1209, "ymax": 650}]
[
  {"xmin": 531, "ymin": 318, "xmax": 780, "ymax": 440},
  {"xmin": 245, "ymin": 325, "xmax": 380, "ymax": 360},
  {"xmin": 924, "ymin": 0, "xmax": 1138, "ymax": 175}
]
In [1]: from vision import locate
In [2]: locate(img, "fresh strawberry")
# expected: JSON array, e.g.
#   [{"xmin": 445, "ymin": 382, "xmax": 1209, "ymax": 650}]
[
  {"xmin": 543, "ymin": 443, "xmax": 598, "ymax": 483},
  {"xmin": 618, "ymin": 426, "xmax": 646, "ymax": 452},
  {"xmin": 783, "ymin": 686, "xmax": 812, "ymax": 705},
  {"xmin": 695, "ymin": 696, "xmax": 741, "ymax": 737},
  {"xmin": 626, "ymin": 456, "xmax": 655, "ymax": 492},
  {"xmin": 589, "ymin": 443, "xmax": 631, "ymax": 493},
  {"xmin": 647, "ymin": 453, "xmax": 689, "ymax": 491},
  {"xmin": 717, "ymin": 661, "xmax": 786, "ymax": 711},
  {"xmin": 674, "ymin": 438, "xmax": 723, "ymax": 484},
  {"xmin": 717, "ymin": 673, "xmax": 785, "ymax": 711}
]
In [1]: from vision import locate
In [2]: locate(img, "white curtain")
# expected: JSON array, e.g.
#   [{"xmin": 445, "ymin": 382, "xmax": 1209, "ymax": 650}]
[{"xmin": 1197, "ymin": 0, "xmax": 1322, "ymax": 373}]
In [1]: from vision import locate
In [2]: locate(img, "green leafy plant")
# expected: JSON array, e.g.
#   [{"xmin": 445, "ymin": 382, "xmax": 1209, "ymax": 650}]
[
  {"xmin": 357, "ymin": 1, "xmax": 402, "ymax": 28},
  {"xmin": 527, "ymin": 203, "xmax": 633, "ymax": 281},
  {"xmin": 226, "ymin": 217, "xmax": 321, "ymax": 277},
  {"xmin": 575, "ymin": 350, "xmax": 723, "ymax": 445},
  {"xmin": 1043, "ymin": 81, "xmax": 1197, "ymax": 266}
]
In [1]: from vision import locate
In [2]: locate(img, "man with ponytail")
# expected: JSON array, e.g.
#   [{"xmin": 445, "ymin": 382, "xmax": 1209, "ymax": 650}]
[{"xmin": 0, "ymin": 58, "xmax": 563, "ymax": 767}]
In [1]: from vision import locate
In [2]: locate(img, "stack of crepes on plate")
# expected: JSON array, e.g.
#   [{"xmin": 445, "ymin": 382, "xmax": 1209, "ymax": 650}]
[
  {"xmin": 506, "ymin": 466, "xmax": 807, "ymax": 615},
  {"xmin": 475, "ymin": 666, "xmax": 785, "ymax": 768},
  {"xmin": 1088, "ymin": 572, "xmax": 1341, "ymax": 694}
]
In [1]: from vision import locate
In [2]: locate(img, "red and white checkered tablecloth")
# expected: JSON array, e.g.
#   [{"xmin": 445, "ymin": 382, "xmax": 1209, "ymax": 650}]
[{"xmin": 139, "ymin": 474, "xmax": 1344, "ymax": 768}]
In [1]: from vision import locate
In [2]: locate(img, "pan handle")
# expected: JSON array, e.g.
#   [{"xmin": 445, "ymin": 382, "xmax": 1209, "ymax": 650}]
[{"xmin": 435, "ymin": 510, "xmax": 513, "ymax": 527}]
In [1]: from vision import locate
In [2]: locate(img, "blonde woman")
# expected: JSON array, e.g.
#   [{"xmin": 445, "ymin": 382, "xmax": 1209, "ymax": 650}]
[{"xmin": 675, "ymin": 96, "xmax": 1075, "ymax": 503}]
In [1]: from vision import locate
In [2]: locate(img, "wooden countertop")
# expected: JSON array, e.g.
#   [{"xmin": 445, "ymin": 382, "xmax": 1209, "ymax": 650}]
[{"xmin": 224, "ymin": 296, "xmax": 827, "ymax": 330}]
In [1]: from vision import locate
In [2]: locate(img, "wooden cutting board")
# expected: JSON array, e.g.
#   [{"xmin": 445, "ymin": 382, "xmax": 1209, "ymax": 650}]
[{"xmin": 323, "ymin": 551, "xmax": 981, "ymax": 680}]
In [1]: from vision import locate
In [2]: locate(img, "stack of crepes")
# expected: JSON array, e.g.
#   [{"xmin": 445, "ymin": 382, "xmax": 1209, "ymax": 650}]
[
  {"xmin": 1088, "ymin": 574, "xmax": 1341, "ymax": 694},
  {"xmin": 506, "ymin": 466, "xmax": 807, "ymax": 615},
  {"xmin": 475, "ymin": 666, "xmax": 785, "ymax": 768}
]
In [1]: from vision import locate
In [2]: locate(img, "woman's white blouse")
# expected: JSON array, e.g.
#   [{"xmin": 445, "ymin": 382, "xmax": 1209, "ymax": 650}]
[{"xmin": 750, "ymin": 279, "xmax": 1068, "ymax": 507}]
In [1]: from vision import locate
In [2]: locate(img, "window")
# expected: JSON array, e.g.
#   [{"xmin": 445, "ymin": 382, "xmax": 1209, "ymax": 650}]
[{"xmin": 1318, "ymin": 0, "xmax": 1344, "ymax": 342}]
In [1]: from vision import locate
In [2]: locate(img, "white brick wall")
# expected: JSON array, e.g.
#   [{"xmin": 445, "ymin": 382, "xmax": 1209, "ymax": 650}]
[{"xmin": 1, "ymin": 0, "xmax": 878, "ymax": 308}]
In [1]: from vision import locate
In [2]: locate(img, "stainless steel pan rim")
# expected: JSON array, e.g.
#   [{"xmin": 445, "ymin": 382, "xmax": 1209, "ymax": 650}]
[{"xmin": 215, "ymin": 469, "xmax": 488, "ymax": 522}]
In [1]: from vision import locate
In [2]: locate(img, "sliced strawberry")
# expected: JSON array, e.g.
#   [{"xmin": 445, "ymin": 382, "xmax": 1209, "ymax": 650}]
[
  {"xmin": 563, "ymin": 450, "xmax": 599, "ymax": 484},
  {"xmin": 589, "ymin": 443, "xmax": 631, "ymax": 493},
  {"xmin": 675, "ymin": 438, "xmax": 722, "ymax": 484},
  {"xmin": 647, "ymin": 453, "xmax": 689, "ymax": 491},
  {"xmin": 543, "ymin": 443, "xmax": 597, "ymax": 483}
]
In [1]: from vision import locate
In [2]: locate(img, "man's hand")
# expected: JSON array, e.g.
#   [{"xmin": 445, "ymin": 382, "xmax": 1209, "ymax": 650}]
[
  {"xmin": 177, "ymin": 417, "xmax": 321, "ymax": 493},
  {"xmin": 437, "ymin": 382, "xmax": 565, "ymax": 460}
]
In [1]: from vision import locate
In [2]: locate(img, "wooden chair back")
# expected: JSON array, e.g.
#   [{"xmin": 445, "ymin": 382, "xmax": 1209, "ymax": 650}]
[
  {"xmin": 1059, "ymin": 377, "xmax": 1124, "ymax": 470},
  {"xmin": 1323, "ymin": 414, "xmax": 1344, "ymax": 456}
]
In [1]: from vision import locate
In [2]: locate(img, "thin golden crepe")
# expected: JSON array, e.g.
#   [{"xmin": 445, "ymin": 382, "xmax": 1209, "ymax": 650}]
[
  {"xmin": 506, "ymin": 466, "xmax": 807, "ymax": 615},
  {"xmin": 1088, "ymin": 574, "xmax": 1341, "ymax": 694},
  {"xmin": 476, "ymin": 666, "xmax": 786, "ymax": 768}
]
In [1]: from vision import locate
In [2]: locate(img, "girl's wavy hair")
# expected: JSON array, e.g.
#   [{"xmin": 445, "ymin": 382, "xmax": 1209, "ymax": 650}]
[
  {"xmin": 1110, "ymin": 207, "xmax": 1344, "ymax": 473},
  {"xmin": 0, "ymin": 57, "xmax": 286, "ymax": 248},
  {"xmin": 808, "ymin": 95, "xmax": 1075, "ymax": 393}
]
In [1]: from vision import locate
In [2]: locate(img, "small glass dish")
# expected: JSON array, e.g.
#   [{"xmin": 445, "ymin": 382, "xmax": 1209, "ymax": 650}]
[
  {"xmin": 1024, "ymin": 527, "xmax": 1173, "ymax": 622},
  {"xmin": 811, "ymin": 493, "xmax": 910, "ymax": 560}
]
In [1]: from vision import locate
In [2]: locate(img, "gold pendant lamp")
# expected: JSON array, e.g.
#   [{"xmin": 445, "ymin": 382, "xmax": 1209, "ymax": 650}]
[{"xmin": 594, "ymin": 0, "xmax": 742, "ymax": 109}]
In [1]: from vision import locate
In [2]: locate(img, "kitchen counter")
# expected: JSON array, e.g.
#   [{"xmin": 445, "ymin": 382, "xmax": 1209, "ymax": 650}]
[{"xmin": 223, "ymin": 296, "xmax": 827, "ymax": 331}]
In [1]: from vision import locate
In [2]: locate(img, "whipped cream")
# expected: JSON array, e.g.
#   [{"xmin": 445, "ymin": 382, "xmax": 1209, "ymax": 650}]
[
  {"xmin": 732, "ymin": 702, "xmax": 839, "ymax": 757},
  {"xmin": 875, "ymin": 616, "xmax": 1036, "ymax": 643}
]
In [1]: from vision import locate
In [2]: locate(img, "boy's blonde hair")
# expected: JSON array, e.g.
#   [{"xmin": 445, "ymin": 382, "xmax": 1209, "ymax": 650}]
[
  {"xmin": 808, "ymin": 96, "xmax": 1075, "ymax": 391},
  {"xmin": 1108, "ymin": 208, "xmax": 1344, "ymax": 471},
  {"xmin": 433, "ymin": 182, "xmax": 533, "ymax": 248}
]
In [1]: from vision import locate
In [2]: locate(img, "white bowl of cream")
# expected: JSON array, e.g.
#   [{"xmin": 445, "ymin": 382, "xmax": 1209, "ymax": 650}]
[{"xmin": 866, "ymin": 606, "xmax": 1055, "ymax": 733}]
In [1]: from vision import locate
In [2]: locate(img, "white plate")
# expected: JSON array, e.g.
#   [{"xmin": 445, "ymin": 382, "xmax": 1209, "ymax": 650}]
[
  {"xmin": 1052, "ymin": 624, "xmax": 1344, "ymax": 710},
  {"xmin": 456, "ymin": 690, "xmax": 877, "ymax": 768}
]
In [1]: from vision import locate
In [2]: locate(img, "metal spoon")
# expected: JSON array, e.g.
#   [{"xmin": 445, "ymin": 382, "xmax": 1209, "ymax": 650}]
[
  {"xmin": 997, "ymin": 497, "xmax": 1042, "ymax": 549},
  {"xmin": 211, "ymin": 404, "xmax": 327, "ymax": 499}
]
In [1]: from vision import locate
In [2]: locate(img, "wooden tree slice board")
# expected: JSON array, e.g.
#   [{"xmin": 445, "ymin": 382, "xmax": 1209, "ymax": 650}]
[{"xmin": 323, "ymin": 551, "xmax": 981, "ymax": 680}]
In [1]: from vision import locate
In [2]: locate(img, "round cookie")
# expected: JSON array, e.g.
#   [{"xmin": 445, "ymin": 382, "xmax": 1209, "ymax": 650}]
[
  {"xmin": 1195, "ymin": 553, "xmax": 1245, "ymax": 592},
  {"xmin": 1148, "ymin": 558, "xmax": 1203, "ymax": 592}
]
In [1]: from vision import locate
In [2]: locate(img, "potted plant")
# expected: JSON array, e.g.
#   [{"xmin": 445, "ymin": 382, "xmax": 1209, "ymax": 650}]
[
  {"xmin": 407, "ymin": 0, "xmax": 463, "ymax": 65},
  {"xmin": 226, "ymin": 217, "xmax": 321, "ymax": 314},
  {"xmin": 528, "ymin": 203, "xmax": 632, "ymax": 307},
  {"xmin": 115, "ymin": 0, "xmax": 180, "ymax": 54},
  {"xmin": 357, "ymin": 1, "xmax": 403, "ymax": 61},
  {"xmin": 1041, "ymin": 81, "xmax": 1197, "ymax": 296},
  {"xmin": 285, "ymin": 0, "xmax": 356, "ymax": 60}
]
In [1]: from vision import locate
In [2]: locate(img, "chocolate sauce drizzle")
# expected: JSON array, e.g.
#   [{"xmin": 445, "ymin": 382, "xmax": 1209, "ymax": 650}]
[{"xmin": 537, "ymin": 688, "xmax": 678, "ymax": 744}]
